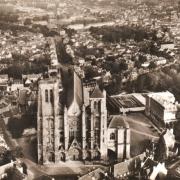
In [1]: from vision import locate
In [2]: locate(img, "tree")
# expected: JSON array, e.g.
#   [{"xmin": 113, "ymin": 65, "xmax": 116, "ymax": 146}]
[
  {"xmin": 84, "ymin": 66, "xmax": 99, "ymax": 79},
  {"xmin": 24, "ymin": 18, "xmax": 32, "ymax": 26},
  {"xmin": 7, "ymin": 117, "xmax": 24, "ymax": 138},
  {"xmin": 175, "ymin": 73, "xmax": 180, "ymax": 89},
  {"xmin": 119, "ymin": 60, "xmax": 128, "ymax": 71},
  {"xmin": 147, "ymin": 73, "xmax": 160, "ymax": 91},
  {"xmin": 149, "ymin": 61, "xmax": 157, "ymax": 69},
  {"xmin": 135, "ymin": 60, "xmax": 142, "ymax": 68},
  {"xmin": 0, "ymin": 146, "xmax": 8, "ymax": 165}
]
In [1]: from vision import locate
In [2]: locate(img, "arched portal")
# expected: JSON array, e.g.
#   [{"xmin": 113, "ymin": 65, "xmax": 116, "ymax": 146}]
[
  {"xmin": 68, "ymin": 148, "xmax": 82, "ymax": 161},
  {"xmin": 59, "ymin": 152, "xmax": 66, "ymax": 161},
  {"xmin": 48, "ymin": 152, "xmax": 55, "ymax": 162},
  {"xmin": 84, "ymin": 150, "xmax": 91, "ymax": 161},
  {"xmin": 108, "ymin": 149, "xmax": 116, "ymax": 161},
  {"xmin": 93, "ymin": 151, "xmax": 101, "ymax": 160}
]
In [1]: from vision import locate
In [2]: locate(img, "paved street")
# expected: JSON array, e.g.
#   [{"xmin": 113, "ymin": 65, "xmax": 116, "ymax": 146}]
[{"xmin": 0, "ymin": 117, "xmax": 18, "ymax": 149}]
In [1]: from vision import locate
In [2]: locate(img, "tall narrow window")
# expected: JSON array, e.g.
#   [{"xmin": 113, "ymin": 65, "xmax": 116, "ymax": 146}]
[
  {"xmin": 94, "ymin": 101, "xmax": 97, "ymax": 110},
  {"xmin": 45, "ymin": 89, "xmax": 48, "ymax": 102},
  {"xmin": 50, "ymin": 89, "xmax": 54, "ymax": 103},
  {"xmin": 110, "ymin": 133, "xmax": 115, "ymax": 140},
  {"xmin": 50, "ymin": 119, "xmax": 54, "ymax": 129},
  {"xmin": 98, "ymin": 101, "xmax": 101, "ymax": 112}
]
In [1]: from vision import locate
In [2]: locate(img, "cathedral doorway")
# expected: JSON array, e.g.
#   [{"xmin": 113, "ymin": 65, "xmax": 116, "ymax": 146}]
[
  {"xmin": 94, "ymin": 151, "xmax": 101, "ymax": 160},
  {"xmin": 108, "ymin": 149, "xmax": 116, "ymax": 161},
  {"xmin": 68, "ymin": 148, "xmax": 82, "ymax": 161},
  {"xmin": 60, "ymin": 152, "xmax": 66, "ymax": 161},
  {"xmin": 85, "ymin": 151, "xmax": 91, "ymax": 161},
  {"xmin": 48, "ymin": 152, "xmax": 55, "ymax": 162}
]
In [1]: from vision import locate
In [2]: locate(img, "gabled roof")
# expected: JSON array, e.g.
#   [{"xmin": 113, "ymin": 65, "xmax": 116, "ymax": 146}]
[
  {"xmin": 69, "ymin": 138, "xmax": 81, "ymax": 150},
  {"xmin": 150, "ymin": 162, "xmax": 167, "ymax": 180},
  {"xmin": 25, "ymin": 79, "xmax": 32, "ymax": 85},
  {"xmin": 67, "ymin": 99, "xmax": 81, "ymax": 117},
  {"xmin": 90, "ymin": 86, "xmax": 104, "ymax": 99},
  {"xmin": 108, "ymin": 115, "xmax": 130, "ymax": 129},
  {"xmin": 67, "ymin": 71, "xmax": 83, "ymax": 109},
  {"xmin": 163, "ymin": 129, "xmax": 175, "ymax": 150}
]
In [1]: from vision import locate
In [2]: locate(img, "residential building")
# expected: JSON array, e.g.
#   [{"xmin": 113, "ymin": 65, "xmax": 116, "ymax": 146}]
[
  {"xmin": 9, "ymin": 80, "xmax": 24, "ymax": 92},
  {"xmin": 0, "ymin": 75, "xmax": 9, "ymax": 91}
]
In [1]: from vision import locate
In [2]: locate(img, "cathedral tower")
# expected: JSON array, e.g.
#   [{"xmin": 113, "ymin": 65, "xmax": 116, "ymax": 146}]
[
  {"xmin": 37, "ymin": 78, "xmax": 63, "ymax": 164},
  {"xmin": 89, "ymin": 86, "xmax": 108, "ymax": 160}
]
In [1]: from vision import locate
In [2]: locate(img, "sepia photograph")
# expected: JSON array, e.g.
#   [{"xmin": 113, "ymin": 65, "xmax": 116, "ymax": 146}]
[{"xmin": 0, "ymin": 0, "xmax": 179, "ymax": 179}]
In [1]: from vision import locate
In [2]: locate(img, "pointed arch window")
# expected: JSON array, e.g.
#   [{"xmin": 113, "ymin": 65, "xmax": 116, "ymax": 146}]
[
  {"xmin": 110, "ymin": 132, "xmax": 115, "ymax": 140},
  {"xmin": 45, "ymin": 89, "xmax": 48, "ymax": 102},
  {"xmin": 50, "ymin": 89, "xmax": 54, "ymax": 103}
]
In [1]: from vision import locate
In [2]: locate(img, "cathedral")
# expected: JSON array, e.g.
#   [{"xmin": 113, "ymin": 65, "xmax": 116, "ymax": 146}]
[{"xmin": 37, "ymin": 70, "xmax": 130, "ymax": 164}]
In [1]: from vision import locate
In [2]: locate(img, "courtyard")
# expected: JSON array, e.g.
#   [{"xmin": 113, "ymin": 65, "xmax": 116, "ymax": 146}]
[{"xmin": 124, "ymin": 112, "xmax": 160, "ymax": 157}]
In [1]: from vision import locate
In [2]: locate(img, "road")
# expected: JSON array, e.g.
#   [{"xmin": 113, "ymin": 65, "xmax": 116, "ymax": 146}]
[
  {"xmin": 134, "ymin": 60, "xmax": 178, "ymax": 81},
  {"xmin": 0, "ymin": 117, "xmax": 18, "ymax": 149},
  {"xmin": 0, "ymin": 117, "xmax": 46, "ymax": 179}
]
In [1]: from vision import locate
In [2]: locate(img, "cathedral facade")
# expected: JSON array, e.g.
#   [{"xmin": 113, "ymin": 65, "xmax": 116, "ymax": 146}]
[{"xmin": 37, "ymin": 71, "xmax": 130, "ymax": 164}]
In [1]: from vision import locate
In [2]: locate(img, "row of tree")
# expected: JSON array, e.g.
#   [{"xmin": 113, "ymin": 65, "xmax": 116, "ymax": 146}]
[
  {"xmin": 133, "ymin": 64, "xmax": 180, "ymax": 101},
  {"xmin": 0, "ymin": 61, "xmax": 48, "ymax": 79},
  {"xmin": 0, "ymin": 14, "xmax": 19, "ymax": 23},
  {"xmin": 90, "ymin": 26, "xmax": 157, "ymax": 43}
]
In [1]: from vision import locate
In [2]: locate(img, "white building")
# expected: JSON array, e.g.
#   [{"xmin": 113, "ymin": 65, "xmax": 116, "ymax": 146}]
[{"xmin": 145, "ymin": 91, "xmax": 179, "ymax": 126}]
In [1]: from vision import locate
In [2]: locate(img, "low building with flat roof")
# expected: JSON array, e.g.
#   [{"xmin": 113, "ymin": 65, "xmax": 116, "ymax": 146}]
[{"xmin": 107, "ymin": 93, "xmax": 146, "ymax": 114}]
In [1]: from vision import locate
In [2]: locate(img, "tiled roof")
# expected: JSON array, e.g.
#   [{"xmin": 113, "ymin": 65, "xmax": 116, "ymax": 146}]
[
  {"xmin": 90, "ymin": 86, "xmax": 104, "ymax": 99},
  {"xmin": 67, "ymin": 71, "xmax": 83, "ymax": 109},
  {"xmin": 108, "ymin": 115, "xmax": 129, "ymax": 129}
]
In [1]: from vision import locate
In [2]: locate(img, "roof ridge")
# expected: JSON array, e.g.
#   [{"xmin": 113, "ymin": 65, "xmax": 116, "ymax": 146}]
[{"xmin": 90, "ymin": 85, "xmax": 104, "ymax": 99}]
